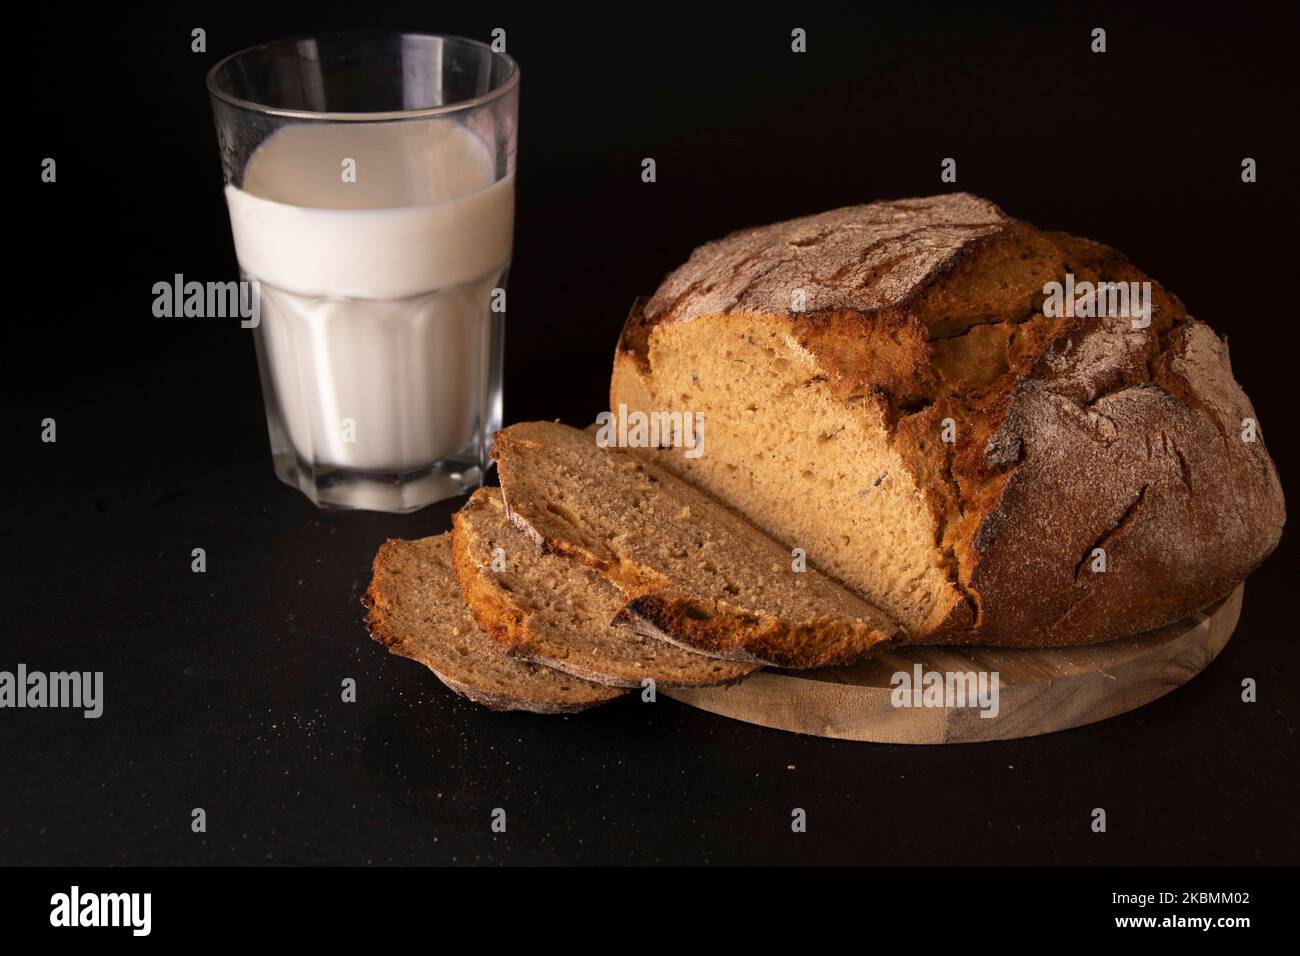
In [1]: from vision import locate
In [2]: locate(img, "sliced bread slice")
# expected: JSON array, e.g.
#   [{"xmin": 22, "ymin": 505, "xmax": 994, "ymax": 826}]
[
  {"xmin": 363, "ymin": 534, "xmax": 623, "ymax": 713},
  {"xmin": 451, "ymin": 487, "xmax": 760, "ymax": 687},
  {"xmin": 492, "ymin": 421, "xmax": 899, "ymax": 668}
]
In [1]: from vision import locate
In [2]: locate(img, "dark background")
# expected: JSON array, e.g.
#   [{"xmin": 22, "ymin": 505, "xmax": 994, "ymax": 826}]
[{"xmin": 3, "ymin": 1, "xmax": 1296, "ymax": 865}]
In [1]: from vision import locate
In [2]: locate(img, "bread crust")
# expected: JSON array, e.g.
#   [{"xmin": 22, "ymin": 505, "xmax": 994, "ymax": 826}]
[
  {"xmin": 613, "ymin": 194, "xmax": 1285, "ymax": 646},
  {"xmin": 612, "ymin": 596, "xmax": 887, "ymax": 669}
]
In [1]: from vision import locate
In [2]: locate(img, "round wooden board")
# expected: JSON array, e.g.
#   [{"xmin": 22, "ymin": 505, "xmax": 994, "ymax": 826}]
[{"xmin": 665, "ymin": 584, "xmax": 1244, "ymax": 744}]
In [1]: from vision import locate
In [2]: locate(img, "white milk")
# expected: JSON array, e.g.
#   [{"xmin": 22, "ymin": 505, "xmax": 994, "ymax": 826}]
[{"xmin": 225, "ymin": 121, "xmax": 513, "ymax": 474}]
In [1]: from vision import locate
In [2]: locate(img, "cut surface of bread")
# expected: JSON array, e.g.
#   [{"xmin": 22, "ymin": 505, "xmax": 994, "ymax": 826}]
[
  {"xmin": 612, "ymin": 194, "xmax": 1285, "ymax": 646},
  {"xmin": 492, "ymin": 421, "xmax": 898, "ymax": 668},
  {"xmin": 614, "ymin": 310, "xmax": 949, "ymax": 636},
  {"xmin": 452, "ymin": 488, "xmax": 760, "ymax": 687},
  {"xmin": 363, "ymin": 534, "xmax": 623, "ymax": 713}
]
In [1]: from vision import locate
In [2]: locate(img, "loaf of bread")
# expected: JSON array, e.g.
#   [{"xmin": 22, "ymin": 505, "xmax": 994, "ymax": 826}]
[{"xmin": 611, "ymin": 194, "xmax": 1285, "ymax": 646}]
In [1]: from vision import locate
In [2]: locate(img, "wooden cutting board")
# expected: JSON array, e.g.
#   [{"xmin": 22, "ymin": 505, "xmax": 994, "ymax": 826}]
[{"xmin": 665, "ymin": 584, "xmax": 1244, "ymax": 743}]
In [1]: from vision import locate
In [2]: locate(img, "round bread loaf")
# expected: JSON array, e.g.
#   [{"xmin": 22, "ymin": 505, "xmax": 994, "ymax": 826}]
[{"xmin": 611, "ymin": 194, "xmax": 1285, "ymax": 646}]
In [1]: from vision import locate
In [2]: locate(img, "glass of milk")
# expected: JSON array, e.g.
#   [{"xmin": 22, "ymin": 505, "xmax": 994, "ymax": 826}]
[{"xmin": 207, "ymin": 33, "xmax": 518, "ymax": 512}]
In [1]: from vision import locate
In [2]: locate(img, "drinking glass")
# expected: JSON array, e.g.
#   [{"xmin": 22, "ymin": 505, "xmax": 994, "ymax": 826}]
[{"xmin": 207, "ymin": 31, "xmax": 518, "ymax": 512}]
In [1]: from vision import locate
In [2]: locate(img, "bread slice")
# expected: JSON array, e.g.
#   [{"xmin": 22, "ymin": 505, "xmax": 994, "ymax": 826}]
[
  {"xmin": 491, "ymin": 421, "xmax": 898, "ymax": 668},
  {"xmin": 451, "ymin": 487, "xmax": 760, "ymax": 687},
  {"xmin": 363, "ymin": 534, "xmax": 623, "ymax": 713}
]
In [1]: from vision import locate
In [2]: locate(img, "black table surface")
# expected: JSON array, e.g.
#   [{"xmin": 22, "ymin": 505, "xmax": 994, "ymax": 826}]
[{"xmin": 3, "ymin": 2, "xmax": 1297, "ymax": 866}]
